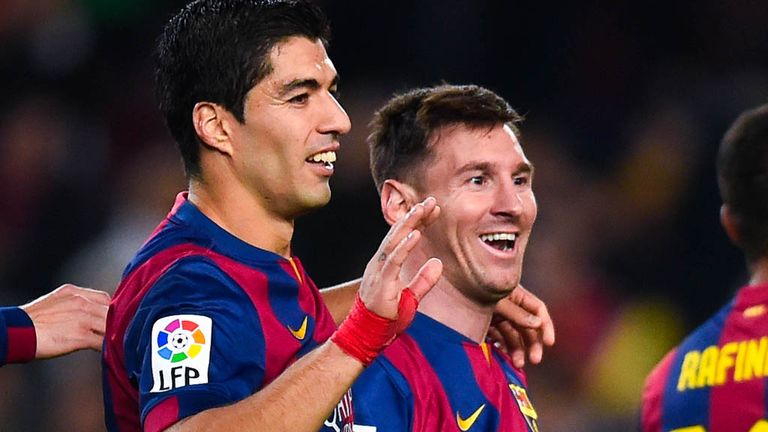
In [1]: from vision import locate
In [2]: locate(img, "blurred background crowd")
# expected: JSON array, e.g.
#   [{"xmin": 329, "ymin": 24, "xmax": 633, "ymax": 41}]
[{"xmin": 1, "ymin": 0, "xmax": 767, "ymax": 430}]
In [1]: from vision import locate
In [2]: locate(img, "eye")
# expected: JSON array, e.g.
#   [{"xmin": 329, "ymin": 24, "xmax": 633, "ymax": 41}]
[
  {"xmin": 514, "ymin": 175, "xmax": 529, "ymax": 186},
  {"xmin": 288, "ymin": 93, "xmax": 309, "ymax": 104},
  {"xmin": 329, "ymin": 88, "xmax": 341, "ymax": 101},
  {"xmin": 469, "ymin": 176, "xmax": 486, "ymax": 186}
]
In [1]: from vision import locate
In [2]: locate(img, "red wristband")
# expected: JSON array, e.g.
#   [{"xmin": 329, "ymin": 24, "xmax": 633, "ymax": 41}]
[{"xmin": 331, "ymin": 289, "xmax": 419, "ymax": 365}]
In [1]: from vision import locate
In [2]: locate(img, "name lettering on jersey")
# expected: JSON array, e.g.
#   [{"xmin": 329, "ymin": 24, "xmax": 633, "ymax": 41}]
[
  {"xmin": 456, "ymin": 404, "xmax": 485, "ymax": 431},
  {"xmin": 288, "ymin": 316, "xmax": 309, "ymax": 340},
  {"xmin": 150, "ymin": 315, "xmax": 212, "ymax": 392},
  {"xmin": 352, "ymin": 426, "xmax": 377, "ymax": 432},
  {"xmin": 323, "ymin": 388, "xmax": 354, "ymax": 432},
  {"xmin": 510, "ymin": 384, "xmax": 539, "ymax": 432},
  {"xmin": 670, "ymin": 420, "xmax": 768, "ymax": 432},
  {"xmin": 744, "ymin": 304, "xmax": 766, "ymax": 318},
  {"xmin": 677, "ymin": 336, "xmax": 768, "ymax": 391}
]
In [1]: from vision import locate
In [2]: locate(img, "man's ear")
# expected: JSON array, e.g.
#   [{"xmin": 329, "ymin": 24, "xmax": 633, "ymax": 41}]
[
  {"xmin": 381, "ymin": 179, "xmax": 419, "ymax": 226},
  {"xmin": 192, "ymin": 102, "xmax": 235, "ymax": 156},
  {"xmin": 720, "ymin": 204, "xmax": 742, "ymax": 247}
]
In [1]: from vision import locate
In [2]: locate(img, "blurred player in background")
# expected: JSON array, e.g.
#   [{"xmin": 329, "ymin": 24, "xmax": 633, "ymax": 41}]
[
  {"xmin": 354, "ymin": 84, "xmax": 544, "ymax": 431},
  {"xmin": 1, "ymin": 283, "xmax": 109, "ymax": 366},
  {"xmin": 641, "ymin": 104, "xmax": 768, "ymax": 431}
]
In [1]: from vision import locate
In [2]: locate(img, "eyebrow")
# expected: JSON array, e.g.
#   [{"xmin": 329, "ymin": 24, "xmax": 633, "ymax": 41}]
[
  {"xmin": 277, "ymin": 74, "xmax": 340, "ymax": 98},
  {"xmin": 456, "ymin": 160, "xmax": 534, "ymax": 175}
]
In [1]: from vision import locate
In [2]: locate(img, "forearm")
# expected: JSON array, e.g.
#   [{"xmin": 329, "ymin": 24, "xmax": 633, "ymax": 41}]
[
  {"xmin": 320, "ymin": 278, "xmax": 360, "ymax": 326},
  {"xmin": 167, "ymin": 340, "xmax": 362, "ymax": 431}
]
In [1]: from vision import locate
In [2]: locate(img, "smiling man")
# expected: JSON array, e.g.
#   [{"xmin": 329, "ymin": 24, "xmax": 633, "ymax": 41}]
[
  {"xmin": 353, "ymin": 84, "xmax": 541, "ymax": 431},
  {"xmin": 102, "ymin": 1, "xmax": 444, "ymax": 431}
]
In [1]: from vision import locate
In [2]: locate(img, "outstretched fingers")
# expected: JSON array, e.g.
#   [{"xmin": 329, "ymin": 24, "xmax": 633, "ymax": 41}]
[
  {"xmin": 376, "ymin": 197, "xmax": 439, "ymax": 263},
  {"xmin": 358, "ymin": 197, "xmax": 442, "ymax": 319},
  {"xmin": 508, "ymin": 285, "xmax": 555, "ymax": 347}
]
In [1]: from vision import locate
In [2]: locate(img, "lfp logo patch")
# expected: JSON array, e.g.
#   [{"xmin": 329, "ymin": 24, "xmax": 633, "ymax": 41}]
[{"xmin": 150, "ymin": 315, "xmax": 212, "ymax": 393}]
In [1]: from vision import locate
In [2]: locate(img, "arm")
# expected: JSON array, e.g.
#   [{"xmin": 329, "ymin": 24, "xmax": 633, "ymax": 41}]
[
  {"xmin": 320, "ymin": 279, "xmax": 360, "ymax": 326},
  {"xmin": 168, "ymin": 341, "xmax": 361, "ymax": 431},
  {"xmin": 0, "ymin": 284, "xmax": 110, "ymax": 365},
  {"xmin": 165, "ymin": 197, "xmax": 442, "ymax": 432}
]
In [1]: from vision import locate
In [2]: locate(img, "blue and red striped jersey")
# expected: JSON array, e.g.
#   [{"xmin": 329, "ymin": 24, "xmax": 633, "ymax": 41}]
[
  {"xmin": 353, "ymin": 312, "xmax": 539, "ymax": 432},
  {"xmin": 641, "ymin": 283, "xmax": 768, "ymax": 432},
  {"xmin": 0, "ymin": 306, "xmax": 35, "ymax": 366},
  {"xmin": 102, "ymin": 192, "xmax": 351, "ymax": 432}
]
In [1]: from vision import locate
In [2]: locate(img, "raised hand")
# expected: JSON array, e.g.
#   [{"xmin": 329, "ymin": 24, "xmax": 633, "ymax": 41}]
[{"xmin": 358, "ymin": 196, "xmax": 443, "ymax": 321}]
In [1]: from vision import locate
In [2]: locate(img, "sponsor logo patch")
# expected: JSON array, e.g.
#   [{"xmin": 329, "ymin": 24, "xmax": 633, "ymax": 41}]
[{"xmin": 150, "ymin": 315, "xmax": 212, "ymax": 392}]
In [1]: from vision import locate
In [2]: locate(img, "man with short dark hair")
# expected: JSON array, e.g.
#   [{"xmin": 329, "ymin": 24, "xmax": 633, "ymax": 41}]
[
  {"xmin": 354, "ymin": 84, "xmax": 543, "ymax": 431},
  {"xmin": 103, "ymin": 1, "xmax": 443, "ymax": 431},
  {"xmin": 641, "ymin": 104, "xmax": 768, "ymax": 432}
]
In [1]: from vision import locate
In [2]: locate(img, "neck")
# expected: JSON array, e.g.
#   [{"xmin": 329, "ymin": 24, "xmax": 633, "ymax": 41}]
[
  {"xmin": 403, "ymin": 253, "xmax": 493, "ymax": 343},
  {"xmin": 749, "ymin": 256, "xmax": 768, "ymax": 286},
  {"xmin": 188, "ymin": 178, "xmax": 294, "ymax": 258},
  {"xmin": 418, "ymin": 287, "xmax": 494, "ymax": 344}
]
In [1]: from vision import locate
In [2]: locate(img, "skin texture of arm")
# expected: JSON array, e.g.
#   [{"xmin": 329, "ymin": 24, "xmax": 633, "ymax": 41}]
[
  {"xmin": 20, "ymin": 284, "xmax": 110, "ymax": 359},
  {"xmin": 166, "ymin": 341, "xmax": 362, "ymax": 431},
  {"xmin": 320, "ymin": 279, "xmax": 360, "ymax": 326},
  {"xmin": 165, "ymin": 198, "xmax": 443, "ymax": 432}
]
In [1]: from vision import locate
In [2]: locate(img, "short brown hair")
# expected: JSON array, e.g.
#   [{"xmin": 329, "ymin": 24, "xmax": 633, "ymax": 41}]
[{"xmin": 368, "ymin": 84, "xmax": 522, "ymax": 192}]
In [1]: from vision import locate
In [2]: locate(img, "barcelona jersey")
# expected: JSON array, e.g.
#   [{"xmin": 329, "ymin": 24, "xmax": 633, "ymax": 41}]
[
  {"xmin": 641, "ymin": 283, "xmax": 768, "ymax": 432},
  {"xmin": 102, "ymin": 192, "xmax": 351, "ymax": 432},
  {"xmin": 353, "ymin": 312, "xmax": 539, "ymax": 432},
  {"xmin": 0, "ymin": 306, "xmax": 35, "ymax": 366}
]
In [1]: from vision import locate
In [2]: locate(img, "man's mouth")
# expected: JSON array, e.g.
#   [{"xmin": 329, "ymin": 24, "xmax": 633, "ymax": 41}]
[
  {"xmin": 306, "ymin": 150, "xmax": 336, "ymax": 170},
  {"xmin": 479, "ymin": 232, "xmax": 517, "ymax": 252}
]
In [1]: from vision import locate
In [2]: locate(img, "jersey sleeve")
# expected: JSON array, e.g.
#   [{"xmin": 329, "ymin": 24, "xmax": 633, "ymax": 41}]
[
  {"xmin": 123, "ymin": 257, "xmax": 267, "ymax": 432},
  {"xmin": 640, "ymin": 348, "xmax": 678, "ymax": 432},
  {"xmin": 0, "ymin": 306, "xmax": 36, "ymax": 366},
  {"xmin": 352, "ymin": 358, "xmax": 413, "ymax": 432}
]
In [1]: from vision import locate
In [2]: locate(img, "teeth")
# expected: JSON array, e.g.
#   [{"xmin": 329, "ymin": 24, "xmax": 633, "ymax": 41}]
[
  {"xmin": 307, "ymin": 151, "xmax": 337, "ymax": 163},
  {"xmin": 480, "ymin": 233, "xmax": 517, "ymax": 242}
]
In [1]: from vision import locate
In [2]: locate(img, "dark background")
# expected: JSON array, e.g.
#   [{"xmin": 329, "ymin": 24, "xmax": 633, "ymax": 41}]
[{"xmin": 0, "ymin": 0, "xmax": 766, "ymax": 429}]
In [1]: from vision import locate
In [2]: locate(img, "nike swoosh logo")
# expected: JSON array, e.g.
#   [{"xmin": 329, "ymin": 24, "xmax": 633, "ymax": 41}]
[
  {"xmin": 288, "ymin": 316, "xmax": 308, "ymax": 340},
  {"xmin": 456, "ymin": 404, "xmax": 485, "ymax": 431}
]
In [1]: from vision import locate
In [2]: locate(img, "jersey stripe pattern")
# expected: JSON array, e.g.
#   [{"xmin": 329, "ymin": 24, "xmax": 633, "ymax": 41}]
[
  {"xmin": 0, "ymin": 306, "xmax": 36, "ymax": 366},
  {"xmin": 353, "ymin": 312, "xmax": 539, "ymax": 432},
  {"xmin": 641, "ymin": 283, "xmax": 768, "ymax": 432},
  {"xmin": 102, "ymin": 192, "xmax": 348, "ymax": 432}
]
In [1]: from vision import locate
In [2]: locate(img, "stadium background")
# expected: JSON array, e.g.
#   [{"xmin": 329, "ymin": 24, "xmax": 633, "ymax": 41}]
[{"xmin": 0, "ymin": 0, "xmax": 767, "ymax": 429}]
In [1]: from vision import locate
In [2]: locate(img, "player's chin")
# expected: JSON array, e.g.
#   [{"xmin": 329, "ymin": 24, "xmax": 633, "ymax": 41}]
[
  {"xmin": 294, "ymin": 188, "xmax": 332, "ymax": 215},
  {"xmin": 471, "ymin": 281, "xmax": 516, "ymax": 305},
  {"xmin": 487, "ymin": 277, "xmax": 520, "ymax": 298}
]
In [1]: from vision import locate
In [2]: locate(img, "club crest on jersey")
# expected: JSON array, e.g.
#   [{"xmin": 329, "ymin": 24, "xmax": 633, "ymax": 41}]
[
  {"xmin": 150, "ymin": 315, "xmax": 212, "ymax": 392},
  {"xmin": 510, "ymin": 384, "xmax": 539, "ymax": 432}
]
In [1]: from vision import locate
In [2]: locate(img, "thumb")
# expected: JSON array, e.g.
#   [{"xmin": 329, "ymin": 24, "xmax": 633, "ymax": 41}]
[{"xmin": 405, "ymin": 258, "xmax": 443, "ymax": 300}]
